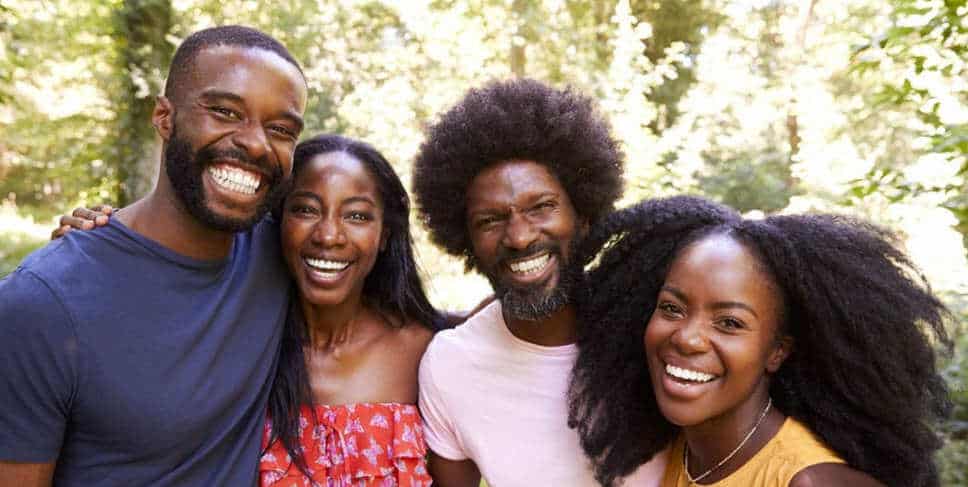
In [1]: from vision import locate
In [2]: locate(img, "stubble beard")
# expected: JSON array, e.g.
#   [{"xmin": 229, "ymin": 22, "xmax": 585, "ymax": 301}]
[
  {"xmin": 484, "ymin": 244, "xmax": 578, "ymax": 322},
  {"xmin": 164, "ymin": 126, "xmax": 290, "ymax": 233}
]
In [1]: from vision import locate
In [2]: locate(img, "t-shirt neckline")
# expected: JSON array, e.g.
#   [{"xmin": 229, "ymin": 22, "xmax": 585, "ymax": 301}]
[
  {"xmin": 485, "ymin": 301, "xmax": 578, "ymax": 357},
  {"xmin": 106, "ymin": 218, "xmax": 234, "ymax": 271}
]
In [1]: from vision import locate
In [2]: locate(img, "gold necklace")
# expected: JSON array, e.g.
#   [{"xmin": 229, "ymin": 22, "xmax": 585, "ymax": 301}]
[{"xmin": 684, "ymin": 397, "xmax": 772, "ymax": 484}]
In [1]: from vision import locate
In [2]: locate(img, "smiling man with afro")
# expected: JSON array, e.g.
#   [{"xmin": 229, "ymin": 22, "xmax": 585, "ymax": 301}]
[
  {"xmin": 414, "ymin": 78, "xmax": 623, "ymax": 269},
  {"xmin": 412, "ymin": 79, "xmax": 667, "ymax": 486}
]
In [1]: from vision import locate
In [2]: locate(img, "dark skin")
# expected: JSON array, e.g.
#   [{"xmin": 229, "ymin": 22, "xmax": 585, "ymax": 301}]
[
  {"xmin": 124, "ymin": 45, "xmax": 306, "ymax": 260},
  {"xmin": 646, "ymin": 234, "xmax": 882, "ymax": 486},
  {"xmin": 464, "ymin": 160, "xmax": 585, "ymax": 347},
  {"xmin": 0, "ymin": 45, "xmax": 306, "ymax": 486},
  {"xmin": 428, "ymin": 160, "xmax": 586, "ymax": 486},
  {"xmin": 280, "ymin": 151, "xmax": 432, "ymax": 406}
]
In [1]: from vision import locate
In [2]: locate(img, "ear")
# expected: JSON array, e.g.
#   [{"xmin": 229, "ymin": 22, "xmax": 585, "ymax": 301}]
[
  {"xmin": 152, "ymin": 96, "xmax": 174, "ymax": 141},
  {"xmin": 766, "ymin": 335, "xmax": 793, "ymax": 373}
]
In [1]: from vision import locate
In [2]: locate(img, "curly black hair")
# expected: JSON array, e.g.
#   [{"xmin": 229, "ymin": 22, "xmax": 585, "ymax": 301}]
[
  {"xmin": 567, "ymin": 195, "xmax": 954, "ymax": 487},
  {"xmin": 413, "ymin": 78, "xmax": 624, "ymax": 270}
]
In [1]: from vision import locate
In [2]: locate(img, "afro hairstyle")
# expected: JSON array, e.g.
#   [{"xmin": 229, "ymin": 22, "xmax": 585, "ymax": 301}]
[{"xmin": 413, "ymin": 78, "xmax": 624, "ymax": 270}]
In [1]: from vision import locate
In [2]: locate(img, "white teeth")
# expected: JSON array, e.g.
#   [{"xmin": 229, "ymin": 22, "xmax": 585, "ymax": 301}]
[
  {"xmin": 305, "ymin": 257, "xmax": 350, "ymax": 272},
  {"xmin": 208, "ymin": 166, "xmax": 260, "ymax": 195},
  {"xmin": 509, "ymin": 253, "xmax": 550, "ymax": 274},
  {"xmin": 666, "ymin": 364, "xmax": 715, "ymax": 383}
]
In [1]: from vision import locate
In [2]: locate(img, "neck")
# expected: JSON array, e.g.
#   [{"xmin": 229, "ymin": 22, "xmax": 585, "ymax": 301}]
[
  {"xmin": 117, "ymin": 184, "xmax": 234, "ymax": 261},
  {"xmin": 682, "ymin": 389, "xmax": 784, "ymax": 483},
  {"xmin": 504, "ymin": 303, "xmax": 577, "ymax": 347},
  {"xmin": 301, "ymin": 291, "xmax": 369, "ymax": 351}
]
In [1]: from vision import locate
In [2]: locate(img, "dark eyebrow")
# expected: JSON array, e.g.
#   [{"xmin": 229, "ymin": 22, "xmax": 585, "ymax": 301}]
[
  {"xmin": 199, "ymin": 90, "xmax": 304, "ymax": 133},
  {"xmin": 660, "ymin": 285, "xmax": 759, "ymax": 318},
  {"xmin": 711, "ymin": 301, "xmax": 759, "ymax": 319},
  {"xmin": 660, "ymin": 285, "xmax": 687, "ymax": 302},
  {"xmin": 288, "ymin": 192, "xmax": 377, "ymax": 207},
  {"xmin": 287, "ymin": 191, "xmax": 321, "ymax": 204},
  {"xmin": 199, "ymin": 89, "xmax": 244, "ymax": 104}
]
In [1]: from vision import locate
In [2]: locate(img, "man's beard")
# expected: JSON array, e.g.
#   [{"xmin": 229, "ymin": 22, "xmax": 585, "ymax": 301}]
[
  {"xmin": 164, "ymin": 128, "xmax": 290, "ymax": 233},
  {"xmin": 484, "ymin": 241, "xmax": 577, "ymax": 322}
]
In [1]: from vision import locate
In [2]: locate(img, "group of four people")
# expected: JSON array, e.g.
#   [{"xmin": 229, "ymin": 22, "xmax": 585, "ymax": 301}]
[{"xmin": 0, "ymin": 25, "xmax": 952, "ymax": 487}]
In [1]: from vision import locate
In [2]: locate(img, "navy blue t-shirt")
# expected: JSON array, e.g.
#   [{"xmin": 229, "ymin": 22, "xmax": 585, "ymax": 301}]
[{"xmin": 0, "ymin": 217, "xmax": 288, "ymax": 485}]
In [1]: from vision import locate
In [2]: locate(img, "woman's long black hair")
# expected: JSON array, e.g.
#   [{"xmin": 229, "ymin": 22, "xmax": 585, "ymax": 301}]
[
  {"xmin": 265, "ymin": 134, "xmax": 444, "ymax": 480},
  {"xmin": 567, "ymin": 195, "xmax": 953, "ymax": 487}
]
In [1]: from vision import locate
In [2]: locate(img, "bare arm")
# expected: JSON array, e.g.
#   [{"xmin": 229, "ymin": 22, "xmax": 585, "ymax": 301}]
[
  {"xmin": 0, "ymin": 461, "xmax": 55, "ymax": 487},
  {"xmin": 789, "ymin": 463, "xmax": 885, "ymax": 487},
  {"xmin": 427, "ymin": 452, "xmax": 482, "ymax": 487}
]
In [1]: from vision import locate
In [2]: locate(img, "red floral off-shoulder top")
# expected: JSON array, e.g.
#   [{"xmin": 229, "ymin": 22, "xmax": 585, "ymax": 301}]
[{"xmin": 260, "ymin": 402, "xmax": 431, "ymax": 487}]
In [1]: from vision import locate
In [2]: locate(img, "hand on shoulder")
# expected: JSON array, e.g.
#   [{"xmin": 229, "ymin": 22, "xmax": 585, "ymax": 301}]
[{"xmin": 789, "ymin": 463, "xmax": 885, "ymax": 487}]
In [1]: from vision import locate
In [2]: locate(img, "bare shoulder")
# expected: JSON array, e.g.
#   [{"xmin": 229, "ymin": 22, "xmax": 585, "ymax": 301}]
[
  {"xmin": 399, "ymin": 320, "xmax": 435, "ymax": 354},
  {"xmin": 789, "ymin": 463, "xmax": 884, "ymax": 487}
]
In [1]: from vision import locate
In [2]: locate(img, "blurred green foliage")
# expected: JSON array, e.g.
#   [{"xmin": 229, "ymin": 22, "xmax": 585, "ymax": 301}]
[{"xmin": 0, "ymin": 0, "xmax": 965, "ymax": 483}]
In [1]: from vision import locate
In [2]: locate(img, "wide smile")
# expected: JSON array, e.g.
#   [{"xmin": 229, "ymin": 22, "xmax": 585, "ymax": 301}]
[
  {"xmin": 504, "ymin": 251, "xmax": 555, "ymax": 285},
  {"xmin": 656, "ymin": 360, "xmax": 721, "ymax": 400},
  {"xmin": 665, "ymin": 363, "xmax": 717, "ymax": 383},
  {"xmin": 206, "ymin": 164, "xmax": 264, "ymax": 197},
  {"xmin": 302, "ymin": 256, "xmax": 352, "ymax": 286}
]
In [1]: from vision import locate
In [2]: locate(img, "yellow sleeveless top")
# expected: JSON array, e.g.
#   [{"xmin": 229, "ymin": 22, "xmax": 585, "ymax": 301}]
[{"xmin": 660, "ymin": 418, "xmax": 845, "ymax": 487}]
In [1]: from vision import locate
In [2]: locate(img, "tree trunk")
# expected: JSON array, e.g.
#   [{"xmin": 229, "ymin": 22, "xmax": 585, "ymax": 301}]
[{"xmin": 112, "ymin": 0, "xmax": 173, "ymax": 206}]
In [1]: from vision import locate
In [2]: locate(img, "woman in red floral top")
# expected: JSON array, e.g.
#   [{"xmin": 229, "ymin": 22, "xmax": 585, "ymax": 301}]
[{"xmin": 261, "ymin": 135, "xmax": 443, "ymax": 486}]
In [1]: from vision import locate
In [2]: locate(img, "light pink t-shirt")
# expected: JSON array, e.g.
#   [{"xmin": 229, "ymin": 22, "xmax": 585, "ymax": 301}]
[{"xmin": 418, "ymin": 301, "xmax": 666, "ymax": 486}]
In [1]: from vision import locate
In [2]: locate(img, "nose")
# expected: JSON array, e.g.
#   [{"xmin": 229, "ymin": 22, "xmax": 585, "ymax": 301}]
[
  {"xmin": 311, "ymin": 215, "xmax": 347, "ymax": 248},
  {"xmin": 501, "ymin": 210, "xmax": 539, "ymax": 250},
  {"xmin": 669, "ymin": 320, "xmax": 710, "ymax": 354},
  {"xmin": 231, "ymin": 120, "xmax": 270, "ymax": 163}
]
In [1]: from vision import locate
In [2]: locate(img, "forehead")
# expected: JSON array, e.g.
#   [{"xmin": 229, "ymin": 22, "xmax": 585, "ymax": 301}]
[
  {"xmin": 295, "ymin": 152, "xmax": 380, "ymax": 198},
  {"xmin": 668, "ymin": 234, "xmax": 778, "ymax": 305},
  {"xmin": 180, "ymin": 45, "xmax": 307, "ymax": 111},
  {"xmin": 466, "ymin": 160, "xmax": 570, "ymax": 209}
]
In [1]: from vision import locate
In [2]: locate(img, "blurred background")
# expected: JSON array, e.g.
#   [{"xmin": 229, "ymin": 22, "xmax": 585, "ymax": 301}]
[{"xmin": 0, "ymin": 0, "xmax": 965, "ymax": 482}]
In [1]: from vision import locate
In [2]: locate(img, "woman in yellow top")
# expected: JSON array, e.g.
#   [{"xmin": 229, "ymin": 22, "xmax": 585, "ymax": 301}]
[{"xmin": 567, "ymin": 196, "xmax": 952, "ymax": 487}]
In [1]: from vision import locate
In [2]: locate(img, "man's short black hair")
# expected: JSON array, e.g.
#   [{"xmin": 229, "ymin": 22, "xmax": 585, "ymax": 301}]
[
  {"xmin": 413, "ymin": 78, "xmax": 624, "ymax": 269},
  {"xmin": 164, "ymin": 25, "xmax": 304, "ymax": 100}
]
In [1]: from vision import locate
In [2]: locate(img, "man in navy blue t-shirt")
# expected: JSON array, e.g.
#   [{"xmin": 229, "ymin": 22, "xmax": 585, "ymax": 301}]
[{"xmin": 0, "ymin": 26, "xmax": 307, "ymax": 485}]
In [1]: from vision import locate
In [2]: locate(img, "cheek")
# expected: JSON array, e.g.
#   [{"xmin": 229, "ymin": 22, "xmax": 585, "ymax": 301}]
[
  {"xmin": 643, "ymin": 314, "xmax": 665, "ymax": 357},
  {"xmin": 280, "ymin": 221, "xmax": 310, "ymax": 258},
  {"xmin": 469, "ymin": 231, "xmax": 498, "ymax": 262},
  {"xmin": 273, "ymin": 143, "xmax": 296, "ymax": 174}
]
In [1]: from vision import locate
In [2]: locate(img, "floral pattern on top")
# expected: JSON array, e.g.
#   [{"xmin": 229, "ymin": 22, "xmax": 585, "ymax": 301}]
[{"xmin": 260, "ymin": 402, "xmax": 431, "ymax": 487}]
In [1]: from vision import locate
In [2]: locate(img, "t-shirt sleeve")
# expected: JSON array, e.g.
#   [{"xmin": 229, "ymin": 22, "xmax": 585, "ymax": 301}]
[
  {"xmin": 417, "ymin": 338, "xmax": 468, "ymax": 461},
  {"xmin": 0, "ymin": 270, "xmax": 78, "ymax": 462}
]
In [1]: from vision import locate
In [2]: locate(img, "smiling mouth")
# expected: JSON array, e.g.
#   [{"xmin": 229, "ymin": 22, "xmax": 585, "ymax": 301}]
[
  {"xmin": 208, "ymin": 165, "xmax": 262, "ymax": 195},
  {"xmin": 304, "ymin": 257, "xmax": 350, "ymax": 277},
  {"xmin": 507, "ymin": 252, "xmax": 551, "ymax": 275},
  {"xmin": 665, "ymin": 363, "xmax": 717, "ymax": 383}
]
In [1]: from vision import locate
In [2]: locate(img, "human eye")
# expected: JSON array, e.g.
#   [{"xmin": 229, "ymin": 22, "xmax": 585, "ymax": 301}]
[
  {"xmin": 286, "ymin": 203, "xmax": 318, "ymax": 217},
  {"xmin": 346, "ymin": 211, "xmax": 372, "ymax": 222},
  {"xmin": 715, "ymin": 317, "xmax": 748, "ymax": 332},
  {"xmin": 530, "ymin": 200, "xmax": 557, "ymax": 214},
  {"xmin": 268, "ymin": 124, "xmax": 298, "ymax": 141},
  {"xmin": 656, "ymin": 301, "xmax": 684, "ymax": 318},
  {"xmin": 475, "ymin": 215, "xmax": 502, "ymax": 229},
  {"xmin": 208, "ymin": 105, "xmax": 241, "ymax": 120}
]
